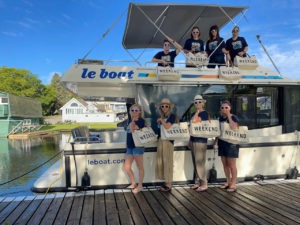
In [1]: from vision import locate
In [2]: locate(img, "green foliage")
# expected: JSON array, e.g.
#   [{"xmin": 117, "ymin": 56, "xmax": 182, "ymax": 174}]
[{"xmin": 0, "ymin": 66, "xmax": 44, "ymax": 98}]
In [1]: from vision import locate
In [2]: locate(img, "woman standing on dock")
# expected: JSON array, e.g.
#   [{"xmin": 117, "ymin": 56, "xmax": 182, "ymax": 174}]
[
  {"xmin": 216, "ymin": 100, "xmax": 239, "ymax": 192},
  {"xmin": 156, "ymin": 98, "xmax": 177, "ymax": 191},
  {"xmin": 124, "ymin": 104, "xmax": 145, "ymax": 194}
]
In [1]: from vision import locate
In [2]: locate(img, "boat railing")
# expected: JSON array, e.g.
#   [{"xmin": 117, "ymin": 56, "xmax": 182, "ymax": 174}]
[{"xmin": 144, "ymin": 61, "xmax": 226, "ymax": 68}]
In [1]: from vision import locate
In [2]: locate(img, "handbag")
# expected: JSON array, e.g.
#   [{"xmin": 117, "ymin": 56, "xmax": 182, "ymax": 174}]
[
  {"xmin": 161, "ymin": 122, "xmax": 190, "ymax": 140},
  {"xmin": 219, "ymin": 66, "xmax": 241, "ymax": 80},
  {"xmin": 219, "ymin": 122, "xmax": 249, "ymax": 144},
  {"xmin": 132, "ymin": 127, "xmax": 157, "ymax": 147},
  {"xmin": 186, "ymin": 52, "xmax": 209, "ymax": 66},
  {"xmin": 189, "ymin": 120, "xmax": 220, "ymax": 138},
  {"xmin": 157, "ymin": 66, "xmax": 180, "ymax": 81},
  {"xmin": 234, "ymin": 55, "xmax": 258, "ymax": 69}
]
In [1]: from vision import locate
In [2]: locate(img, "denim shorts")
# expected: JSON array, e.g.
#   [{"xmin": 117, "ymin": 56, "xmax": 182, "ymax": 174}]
[
  {"xmin": 218, "ymin": 139, "xmax": 239, "ymax": 158},
  {"xmin": 126, "ymin": 147, "xmax": 144, "ymax": 156}
]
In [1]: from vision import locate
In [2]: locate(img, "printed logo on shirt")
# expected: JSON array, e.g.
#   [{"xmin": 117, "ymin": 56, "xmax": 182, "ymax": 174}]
[
  {"xmin": 162, "ymin": 55, "xmax": 171, "ymax": 63},
  {"xmin": 192, "ymin": 42, "xmax": 201, "ymax": 52},
  {"xmin": 232, "ymin": 40, "xmax": 242, "ymax": 50},
  {"xmin": 209, "ymin": 41, "xmax": 218, "ymax": 50}
]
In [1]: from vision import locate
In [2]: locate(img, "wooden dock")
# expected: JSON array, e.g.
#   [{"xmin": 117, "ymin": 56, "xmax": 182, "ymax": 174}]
[{"xmin": 0, "ymin": 179, "xmax": 299, "ymax": 225}]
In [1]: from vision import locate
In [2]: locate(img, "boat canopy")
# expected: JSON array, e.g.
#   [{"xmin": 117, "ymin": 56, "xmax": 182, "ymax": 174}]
[{"xmin": 122, "ymin": 3, "xmax": 248, "ymax": 49}]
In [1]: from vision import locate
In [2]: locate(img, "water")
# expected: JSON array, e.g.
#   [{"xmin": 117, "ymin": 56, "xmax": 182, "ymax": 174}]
[{"xmin": 0, "ymin": 134, "xmax": 65, "ymax": 197}]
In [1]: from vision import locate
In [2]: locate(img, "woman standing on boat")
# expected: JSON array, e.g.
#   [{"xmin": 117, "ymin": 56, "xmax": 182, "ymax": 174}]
[
  {"xmin": 225, "ymin": 26, "xmax": 248, "ymax": 65},
  {"xmin": 190, "ymin": 95, "xmax": 209, "ymax": 192},
  {"xmin": 215, "ymin": 100, "xmax": 239, "ymax": 192},
  {"xmin": 156, "ymin": 98, "xmax": 177, "ymax": 191},
  {"xmin": 152, "ymin": 38, "xmax": 181, "ymax": 67},
  {"xmin": 124, "ymin": 104, "xmax": 146, "ymax": 194},
  {"xmin": 206, "ymin": 25, "xmax": 227, "ymax": 68},
  {"xmin": 184, "ymin": 26, "xmax": 205, "ymax": 67}
]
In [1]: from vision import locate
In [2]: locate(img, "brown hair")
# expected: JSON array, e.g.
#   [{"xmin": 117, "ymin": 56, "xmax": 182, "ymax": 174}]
[
  {"xmin": 209, "ymin": 25, "xmax": 220, "ymax": 41},
  {"xmin": 190, "ymin": 26, "xmax": 201, "ymax": 38}
]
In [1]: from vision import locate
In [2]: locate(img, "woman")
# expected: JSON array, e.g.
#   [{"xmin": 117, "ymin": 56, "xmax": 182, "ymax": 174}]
[
  {"xmin": 190, "ymin": 95, "xmax": 209, "ymax": 192},
  {"xmin": 152, "ymin": 38, "xmax": 181, "ymax": 67},
  {"xmin": 156, "ymin": 98, "xmax": 177, "ymax": 191},
  {"xmin": 183, "ymin": 26, "xmax": 205, "ymax": 67},
  {"xmin": 206, "ymin": 25, "xmax": 227, "ymax": 68},
  {"xmin": 216, "ymin": 101, "xmax": 239, "ymax": 192},
  {"xmin": 124, "ymin": 104, "xmax": 145, "ymax": 194},
  {"xmin": 225, "ymin": 26, "xmax": 248, "ymax": 65}
]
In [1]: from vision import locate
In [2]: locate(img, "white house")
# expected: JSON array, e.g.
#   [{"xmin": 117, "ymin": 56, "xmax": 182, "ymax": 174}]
[{"xmin": 60, "ymin": 98, "xmax": 124, "ymax": 123}]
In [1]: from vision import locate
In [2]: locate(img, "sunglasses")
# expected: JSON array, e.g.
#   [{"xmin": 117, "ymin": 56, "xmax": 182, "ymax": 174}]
[
  {"xmin": 211, "ymin": 29, "xmax": 217, "ymax": 33},
  {"xmin": 221, "ymin": 106, "xmax": 230, "ymax": 109},
  {"xmin": 232, "ymin": 29, "xmax": 239, "ymax": 33},
  {"xmin": 194, "ymin": 100, "xmax": 203, "ymax": 105},
  {"xmin": 192, "ymin": 31, "xmax": 199, "ymax": 34},
  {"xmin": 160, "ymin": 105, "xmax": 170, "ymax": 109},
  {"xmin": 131, "ymin": 109, "xmax": 140, "ymax": 112},
  {"xmin": 164, "ymin": 43, "xmax": 170, "ymax": 46}
]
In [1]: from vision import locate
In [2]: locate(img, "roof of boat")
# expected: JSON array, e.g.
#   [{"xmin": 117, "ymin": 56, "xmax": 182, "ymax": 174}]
[{"xmin": 122, "ymin": 3, "xmax": 248, "ymax": 49}]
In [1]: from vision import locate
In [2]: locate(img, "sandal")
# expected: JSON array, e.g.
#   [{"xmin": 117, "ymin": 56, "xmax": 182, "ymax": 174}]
[
  {"xmin": 126, "ymin": 184, "xmax": 137, "ymax": 189},
  {"xmin": 159, "ymin": 184, "xmax": 172, "ymax": 192},
  {"xmin": 191, "ymin": 184, "xmax": 200, "ymax": 190},
  {"xmin": 220, "ymin": 184, "xmax": 230, "ymax": 189},
  {"xmin": 132, "ymin": 187, "xmax": 143, "ymax": 194},
  {"xmin": 196, "ymin": 186, "xmax": 208, "ymax": 192},
  {"xmin": 227, "ymin": 187, "xmax": 237, "ymax": 192}
]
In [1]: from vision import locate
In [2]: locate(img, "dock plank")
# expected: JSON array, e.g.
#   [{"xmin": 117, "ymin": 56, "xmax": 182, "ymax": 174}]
[
  {"xmin": 0, "ymin": 199, "xmax": 23, "ymax": 224},
  {"xmin": 80, "ymin": 192, "xmax": 94, "ymax": 225},
  {"xmin": 27, "ymin": 196, "xmax": 54, "ymax": 225},
  {"xmin": 114, "ymin": 191, "xmax": 134, "ymax": 225},
  {"xmin": 40, "ymin": 194, "xmax": 65, "ymax": 225},
  {"xmin": 237, "ymin": 186, "xmax": 299, "ymax": 225},
  {"xmin": 0, "ymin": 180, "xmax": 299, "ymax": 225},
  {"xmin": 176, "ymin": 187, "xmax": 226, "ymax": 225},
  {"xmin": 105, "ymin": 190, "xmax": 120, "ymax": 225},
  {"xmin": 142, "ymin": 190, "xmax": 174, "ymax": 225},
  {"xmin": 93, "ymin": 191, "xmax": 106, "ymax": 225}
]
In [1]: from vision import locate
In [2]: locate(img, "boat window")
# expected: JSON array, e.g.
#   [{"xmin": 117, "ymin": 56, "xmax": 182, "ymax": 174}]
[
  {"xmin": 283, "ymin": 86, "xmax": 300, "ymax": 132},
  {"xmin": 181, "ymin": 85, "xmax": 280, "ymax": 130}
]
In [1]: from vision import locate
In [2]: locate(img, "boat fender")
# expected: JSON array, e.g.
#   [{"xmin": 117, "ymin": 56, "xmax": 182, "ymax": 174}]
[
  {"xmin": 81, "ymin": 171, "xmax": 91, "ymax": 187},
  {"xmin": 286, "ymin": 166, "xmax": 299, "ymax": 179},
  {"xmin": 253, "ymin": 174, "xmax": 264, "ymax": 181},
  {"xmin": 208, "ymin": 165, "xmax": 217, "ymax": 183}
]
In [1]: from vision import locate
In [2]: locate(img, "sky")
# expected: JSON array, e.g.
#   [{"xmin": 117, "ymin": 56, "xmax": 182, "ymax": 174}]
[{"xmin": 1, "ymin": 0, "xmax": 300, "ymax": 84}]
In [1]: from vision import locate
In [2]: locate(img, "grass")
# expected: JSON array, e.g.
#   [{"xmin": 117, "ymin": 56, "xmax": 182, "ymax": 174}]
[{"xmin": 39, "ymin": 122, "xmax": 117, "ymax": 132}]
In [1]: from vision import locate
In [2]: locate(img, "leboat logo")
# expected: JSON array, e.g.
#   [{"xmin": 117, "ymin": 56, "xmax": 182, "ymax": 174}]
[{"xmin": 81, "ymin": 68, "xmax": 134, "ymax": 80}]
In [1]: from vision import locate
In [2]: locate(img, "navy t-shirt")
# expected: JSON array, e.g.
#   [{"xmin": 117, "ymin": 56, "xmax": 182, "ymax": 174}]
[
  {"xmin": 184, "ymin": 38, "xmax": 205, "ymax": 53},
  {"xmin": 190, "ymin": 111, "xmax": 209, "ymax": 143},
  {"xmin": 126, "ymin": 118, "xmax": 146, "ymax": 148},
  {"xmin": 206, "ymin": 37, "xmax": 225, "ymax": 57},
  {"xmin": 225, "ymin": 36, "xmax": 248, "ymax": 60},
  {"xmin": 153, "ymin": 50, "xmax": 177, "ymax": 67}
]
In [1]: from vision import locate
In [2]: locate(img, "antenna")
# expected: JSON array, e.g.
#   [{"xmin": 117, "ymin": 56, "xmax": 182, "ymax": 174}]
[{"xmin": 256, "ymin": 35, "xmax": 281, "ymax": 75}]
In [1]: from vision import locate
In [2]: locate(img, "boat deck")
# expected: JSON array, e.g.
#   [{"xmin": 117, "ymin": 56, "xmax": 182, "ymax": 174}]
[{"xmin": 1, "ymin": 179, "xmax": 299, "ymax": 225}]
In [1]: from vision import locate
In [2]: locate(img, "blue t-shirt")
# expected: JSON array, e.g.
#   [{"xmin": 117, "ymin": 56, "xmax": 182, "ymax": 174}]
[
  {"xmin": 226, "ymin": 36, "xmax": 248, "ymax": 60},
  {"xmin": 153, "ymin": 50, "xmax": 177, "ymax": 67},
  {"xmin": 126, "ymin": 118, "xmax": 146, "ymax": 148},
  {"xmin": 184, "ymin": 38, "xmax": 205, "ymax": 53},
  {"xmin": 206, "ymin": 37, "xmax": 225, "ymax": 58},
  {"xmin": 190, "ymin": 111, "xmax": 209, "ymax": 143}
]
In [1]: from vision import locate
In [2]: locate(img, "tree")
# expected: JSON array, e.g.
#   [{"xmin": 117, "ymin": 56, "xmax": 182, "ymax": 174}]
[
  {"xmin": 50, "ymin": 73, "xmax": 75, "ymax": 113},
  {"xmin": 0, "ymin": 66, "xmax": 44, "ymax": 98}
]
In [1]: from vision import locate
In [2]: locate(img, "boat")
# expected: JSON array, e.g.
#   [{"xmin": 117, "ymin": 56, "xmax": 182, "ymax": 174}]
[{"xmin": 32, "ymin": 3, "xmax": 300, "ymax": 193}]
